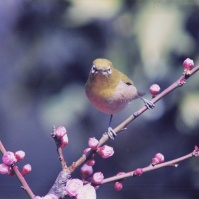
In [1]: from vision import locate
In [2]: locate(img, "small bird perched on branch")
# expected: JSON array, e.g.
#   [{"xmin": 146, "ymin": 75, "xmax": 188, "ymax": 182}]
[{"xmin": 85, "ymin": 58, "xmax": 153, "ymax": 139}]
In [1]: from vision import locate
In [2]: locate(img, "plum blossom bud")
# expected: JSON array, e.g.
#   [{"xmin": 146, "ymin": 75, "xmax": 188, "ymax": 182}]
[
  {"xmin": 0, "ymin": 163, "xmax": 9, "ymax": 174},
  {"xmin": 60, "ymin": 134, "xmax": 69, "ymax": 148},
  {"xmin": 150, "ymin": 84, "xmax": 161, "ymax": 96},
  {"xmin": 97, "ymin": 145, "xmax": 114, "ymax": 158},
  {"xmin": 88, "ymin": 137, "xmax": 99, "ymax": 150},
  {"xmin": 152, "ymin": 153, "xmax": 164, "ymax": 165},
  {"xmin": 134, "ymin": 168, "xmax": 143, "ymax": 176},
  {"xmin": 43, "ymin": 194, "xmax": 58, "ymax": 199},
  {"xmin": 86, "ymin": 159, "xmax": 95, "ymax": 166},
  {"xmin": 66, "ymin": 179, "xmax": 83, "ymax": 197},
  {"xmin": 83, "ymin": 148, "xmax": 91, "ymax": 154},
  {"xmin": 15, "ymin": 150, "xmax": 25, "ymax": 161},
  {"xmin": 76, "ymin": 184, "xmax": 96, "ymax": 199},
  {"xmin": 81, "ymin": 164, "xmax": 93, "ymax": 179},
  {"xmin": 183, "ymin": 58, "xmax": 194, "ymax": 70},
  {"xmin": 114, "ymin": 181, "xmax": 123, "ymax": 191},
  {"xmin": 21, "ymin": 164, "xmax": 32, "ymax": 175},
  {"xmin": 193, "ymin": 145, "xmax": 199, "ymax": 156},
  {"xmin": 2, "ymin": 151, "xmax": 16, "ymax": 166},
  {"xmin": 92, "ymin": 172, "xmax": 104, "ymax": 184},
  {"xmin": 54, "ymin": 126, "xmax": 67, "ymax": 139}
]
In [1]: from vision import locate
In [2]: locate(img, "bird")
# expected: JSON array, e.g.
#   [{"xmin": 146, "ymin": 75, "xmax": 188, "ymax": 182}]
[{"xmin": 85, "ymin": 58, "xmax": 153, "ymax": 139}]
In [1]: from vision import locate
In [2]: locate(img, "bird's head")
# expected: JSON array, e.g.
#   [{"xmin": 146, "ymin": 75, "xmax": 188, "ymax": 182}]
[{"xmin": 90, "ymin": 58, "xmax": 114, "ymax": 77}]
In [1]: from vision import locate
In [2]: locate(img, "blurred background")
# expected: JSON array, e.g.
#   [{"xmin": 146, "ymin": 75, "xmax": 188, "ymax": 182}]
[{"xmin": 0, "ymin": 0, "xmax": 199, "ymax": 198}]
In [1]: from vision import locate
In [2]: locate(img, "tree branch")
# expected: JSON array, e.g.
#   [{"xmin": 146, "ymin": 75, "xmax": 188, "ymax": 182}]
[{"xmin": 68, "ymin": 64, "xmax": 199, "ymax": 172}]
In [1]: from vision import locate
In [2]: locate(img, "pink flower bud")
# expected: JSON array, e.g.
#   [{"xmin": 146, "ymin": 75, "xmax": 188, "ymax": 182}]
[
  {"xmin": 54, "ymin": 126, "xmax": 67, "ymax": 139},
  {"xmin": 88, "ymin": 137, "xmax": 99, "ymax": 150},
  {"xmin": 66, "ymin": 179, "xmax": 83, "ymax": 197},
  {"xmin": 83, "ymin": 148, "xmax": 91, "ymax": 154},
  {"xmin": 183, "ymin": 58, "xmax": 194, "ymax": 70},
  {"xmin": 114, "ymin": 181, "xmax": 123, "ymax": 191},
  {"xmin": 155, "ymin": 153, "xmax": 164, "ymax": 163},
  {"xmin": 0, "ymin": 163, "xmax": 9, "ymax": 174},
  {"xmin": 76, "ymin": 184, "xmax": 96, "ymax": 199},
  {"xmin": 86, "ymin": 159, "xmax": 95, "ymax": 166},
  {"xmin": 15, "ymin": 150, "xmax": 25, "ymax": 161},
  {"xmin": 2, "ymin": 151, "xmax": 17, "ymax": 166},
  {"xmin": 34, "ymin": 197, "xmax": 43, "ymax": 199},
  {"xmin": 134, "ymin": 168, "xmax": 143, "ymax": 176},
  {"xmin": 43, "ymin": 194, "xmax": 58, "ymax": 199},
  {"xmin": 81, "ymin": 164, "xmax": 93, "ymax": 179},
  {"xmin": 21, "ymin": 164, "xmax": 32, "ymax": 175},
  {"xmin": 60, "ymin": 134, "xmax": 69, "ymax": 148},
  {"xmin": 92, "ymin": 172, "xmax": 104, "ymax": 184},
  {"xmin": 149, "ymin": 84, "xmax": 161, "ymax": 96},
  {"xmin": 97, "ymin": 145, "xmax": 114, "ymax": 158},
  {"xmin": 152, "ymin": 153, "xmax": 164, "ymax": 165}
]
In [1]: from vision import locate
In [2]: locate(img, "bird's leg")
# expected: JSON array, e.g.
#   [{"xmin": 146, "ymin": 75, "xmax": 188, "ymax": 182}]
[
  {"xmin": 139, "ymin": 97, "xmax": 155, "ymax": 109},
  {"xmin": 107, "ymin": 115, "xmax": 117, "ymax": 140}
]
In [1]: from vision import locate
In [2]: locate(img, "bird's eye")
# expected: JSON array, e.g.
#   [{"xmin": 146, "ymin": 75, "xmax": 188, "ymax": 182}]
[
  {"xmin": 91, "ymin": 65, "xmax": 96, "ymax": 74},
  {"xmin": 107, "ymin": 66, "xmax": 112, "ymax": 75}
]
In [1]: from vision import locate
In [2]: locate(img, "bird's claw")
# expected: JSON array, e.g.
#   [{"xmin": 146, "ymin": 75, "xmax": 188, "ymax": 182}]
[
  {"xmin": 107, "ymin": 127, "xmax": 117, "ymax": 140},
  {"xmin": 141, "ymin": 97, "xmax": 155, "ymax": 109}
]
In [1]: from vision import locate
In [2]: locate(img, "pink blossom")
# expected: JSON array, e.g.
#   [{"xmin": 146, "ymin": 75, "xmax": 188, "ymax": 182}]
[
  {"xmin": 34, "ymin": 197, "xmax": 43, "ymax": 199},
  {"xmin": 149, "ymin": 84, "xmax": 161, "ymax": 96},
  {"xmin": 88, "ymin": 137, "xmax": 99, "ymax": 150},
  {"xmin": 60, "ymin": 134, "xmax": 69, "ymax": 148},
  {"xmin": 76, "ymin": 184, "xmax": 96, "ymax": 199},
  {"xmin": 97, "ymin": 145, "xmax": 114, "ymax": 158},
  {"xmin": 134, "ymin": 168, "xmax": 143, "ymax": 176},
  {"xmin": 86, "ymin": 159, "xmax": 95, "ymax": 166},
  {"xmin": 66, "ymin": 179, "xmax": 83, "ymax": 197},
  {"xmin": 92, "ymin": 172, "xmax": 104, "ymax": 184},
  {"xmin": 114, "ymin": 181, "xmax": 123, "ymax": 191},
  {"xmin": 15, "ymin": 150, "xmax": 25, "ymax": 161},
  {"xmin": 2, "ymin": 151, "xmax": 16, "ymax": 166},
  {"xmin": 21, "ymin": 164, "xmax": 32, "ymax": 175},
  {"xmin": 43, "ymin": 194, "xmax": 58, "ymax": 199},
  {"xmin": 54, "ymin": 126, "xmax": 67, "ymax": 139},
  {"xmin": 183, "ymin": 58, "xmax": 194, "ymax": 70},
  {"xmin": 81, "ymin": 164, "xmax": 93, "ymax": 179},
  {"xmin": 0, "ymin": 163, "xmax": 9, "ymax": 174}
]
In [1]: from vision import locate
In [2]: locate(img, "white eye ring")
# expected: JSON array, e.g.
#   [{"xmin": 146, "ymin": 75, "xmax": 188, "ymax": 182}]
[
  {"xmin": 107, "ymin": 66, "xmax": 112, "ymax": 75},
  {"xmin": 91, "ymin": 65, "xmax": 96, "ymax": 74}
]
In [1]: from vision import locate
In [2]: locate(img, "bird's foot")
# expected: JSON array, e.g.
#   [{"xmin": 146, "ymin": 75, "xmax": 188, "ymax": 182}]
[
  {"xmin": 140, "ymin": 97, "xmax": 155, "ymax": 109},
  {"xmin": 107, "ymin": 127, "xmax": 117, "ymax": 140}
]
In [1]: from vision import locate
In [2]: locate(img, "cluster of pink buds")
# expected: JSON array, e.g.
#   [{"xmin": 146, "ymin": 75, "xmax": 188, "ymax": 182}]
[
  {"xmin": 53, "ymin": 126, "xmax": 68, "ymax": 148},
  {"xmin": 183, "ymin": 58, "xmax": 194, "ymax": 75},
  {"xmin": 152, "ymin": 153, "xmax": 164, "ymax": 166},
  {"xmin": 0, "ymin": 150, "xmax": 31, "ymax": 176}
]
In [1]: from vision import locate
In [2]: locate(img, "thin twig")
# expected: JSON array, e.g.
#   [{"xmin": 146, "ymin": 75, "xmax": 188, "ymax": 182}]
[{"xmin": 102, "ymin": 146, "xmax": 199, "ymax": 184}]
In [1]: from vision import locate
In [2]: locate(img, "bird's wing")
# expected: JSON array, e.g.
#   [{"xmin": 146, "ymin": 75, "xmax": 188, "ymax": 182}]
[{"xmin": 119, "ymin": 71, "xmax": 134, "ymax": 85}]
